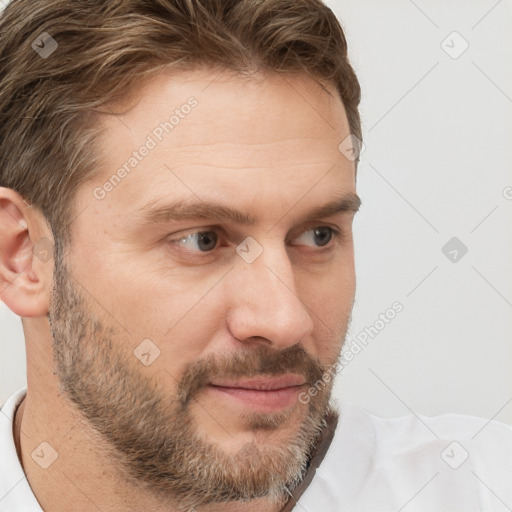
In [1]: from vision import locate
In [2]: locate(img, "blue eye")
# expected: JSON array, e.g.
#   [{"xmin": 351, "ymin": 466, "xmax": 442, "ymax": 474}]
[
  {"xmin": 169, "ymin": 226, "xmax": 340, "ymax": 255},
  {"xmin": 174, "ymin": 231, "xmax": 219, "ymax": 252},
  {"xmin": 290, "ymin": 227, "xmax": 337, "ymax": 248}
]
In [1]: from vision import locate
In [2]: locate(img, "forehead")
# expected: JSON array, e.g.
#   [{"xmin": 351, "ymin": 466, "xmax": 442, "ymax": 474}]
[{"xmin": 84, "ymin": 68, "xmax": 355, "ymax": 223}]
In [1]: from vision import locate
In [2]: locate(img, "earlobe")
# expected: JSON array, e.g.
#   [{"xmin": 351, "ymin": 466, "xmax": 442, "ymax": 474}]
[{"xmin": 0, "ymin": 187, "xmax": 53, "ymax": 318}]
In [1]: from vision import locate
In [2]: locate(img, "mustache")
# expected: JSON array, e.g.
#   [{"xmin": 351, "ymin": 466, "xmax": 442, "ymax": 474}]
[{"xmin": 177, "ymin": 343, "xmax": 326, "ymax": 408}]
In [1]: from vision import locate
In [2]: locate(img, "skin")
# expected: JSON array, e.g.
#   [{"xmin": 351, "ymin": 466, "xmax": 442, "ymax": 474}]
[{"xmin": 0, "ymin": 68, "xmax": 359, "ymax": 511}]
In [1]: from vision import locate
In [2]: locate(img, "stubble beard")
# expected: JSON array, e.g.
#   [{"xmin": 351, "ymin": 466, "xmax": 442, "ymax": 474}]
[{"xmin": 47, "ymin": 248, "xmax": 340, "ymax": 511}]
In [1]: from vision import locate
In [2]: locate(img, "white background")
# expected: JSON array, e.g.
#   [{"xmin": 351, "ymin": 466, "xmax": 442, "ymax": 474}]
[{"xmin": 1, "ymin": 0, "xmax": 511, "ymax": 425}]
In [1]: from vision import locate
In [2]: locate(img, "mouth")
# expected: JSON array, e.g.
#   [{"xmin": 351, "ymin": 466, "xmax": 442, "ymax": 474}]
[{"xmin": 206, "ymin": 374, "xmax": 307, "ymax": 411}]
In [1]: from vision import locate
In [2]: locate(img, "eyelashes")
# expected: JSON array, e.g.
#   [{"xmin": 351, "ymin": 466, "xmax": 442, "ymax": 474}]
[{"xmin": 168, "ymin": 226, "xmax": 343, "ymax": 256}]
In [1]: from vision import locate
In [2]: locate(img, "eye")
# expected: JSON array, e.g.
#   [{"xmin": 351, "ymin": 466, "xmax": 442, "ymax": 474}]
[
  {"xmin": 290, "ymin": 226, "xmax": 338, "ymax": 248},
  {"xmin": 172, "ymin": 231, "xmax": 220, "ymax": 253},
  {"xmin": 168, "ymin": 225, "xmax": 341, "ymax": 256}
]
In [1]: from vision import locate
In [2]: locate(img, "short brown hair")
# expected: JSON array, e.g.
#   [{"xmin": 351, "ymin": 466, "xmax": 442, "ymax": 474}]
[{"xmin": 0, "ymin": 0, "xmax": 361, "ymax": 249}]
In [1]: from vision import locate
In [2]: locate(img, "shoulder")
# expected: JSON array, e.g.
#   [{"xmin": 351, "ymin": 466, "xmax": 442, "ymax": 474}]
[{"xmin": 294, "ymin": 401, "xmax": 512, "ymax": 512}]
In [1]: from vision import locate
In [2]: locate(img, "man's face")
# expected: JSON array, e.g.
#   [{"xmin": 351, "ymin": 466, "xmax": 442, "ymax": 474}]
[{"xmin": 48, "ymin": 68, "xmax": 358, "ymax": 507}]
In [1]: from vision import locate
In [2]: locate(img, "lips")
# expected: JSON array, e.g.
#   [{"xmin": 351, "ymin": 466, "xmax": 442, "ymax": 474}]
[{"xmin": 209, "ymin": 374, "xmax": 306, "ymax": 391}]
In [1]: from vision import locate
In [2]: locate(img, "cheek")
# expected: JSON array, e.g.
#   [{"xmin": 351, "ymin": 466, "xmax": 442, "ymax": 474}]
[
  {"xmin": 296, "ymin": 264, "xmax": 355, "ymax": 360},
  {"xmin": 298, "ymin": 257, "xmax": 355, "ymax": 318},
  {"xmin": 79, "ymin": 241, "xmax": 215, "ymax": 335},
  {"xmin": 122, "ymin": 277, "xmax": 225, "ymax": 345}
]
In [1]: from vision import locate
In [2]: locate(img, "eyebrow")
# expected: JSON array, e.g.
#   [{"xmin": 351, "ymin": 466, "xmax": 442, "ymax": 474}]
[{"xmin": 136, "ymin": 192, "xmax": 361, "ymax": 227}]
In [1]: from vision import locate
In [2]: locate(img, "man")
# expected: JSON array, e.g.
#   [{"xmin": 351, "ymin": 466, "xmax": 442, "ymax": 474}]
[{"xmin": 0, "ymin": 1, "xmax": 510, "ymax": 511}]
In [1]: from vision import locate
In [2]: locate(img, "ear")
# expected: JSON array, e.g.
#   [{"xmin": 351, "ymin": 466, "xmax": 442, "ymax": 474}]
[{"xmin": 0, "ymin": 187, "xmax": 54, "ymax": 317}]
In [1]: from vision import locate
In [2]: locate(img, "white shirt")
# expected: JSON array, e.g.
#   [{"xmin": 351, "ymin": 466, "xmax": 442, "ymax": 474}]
[{"xmin": 1, "ymin": 387, "xmax": 511, "ymax": 511}]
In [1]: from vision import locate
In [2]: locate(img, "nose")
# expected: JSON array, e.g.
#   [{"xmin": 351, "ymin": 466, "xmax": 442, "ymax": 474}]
[{"xmin": 225, "ymin": 243, "xmax": 314, "ymax": 350}]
